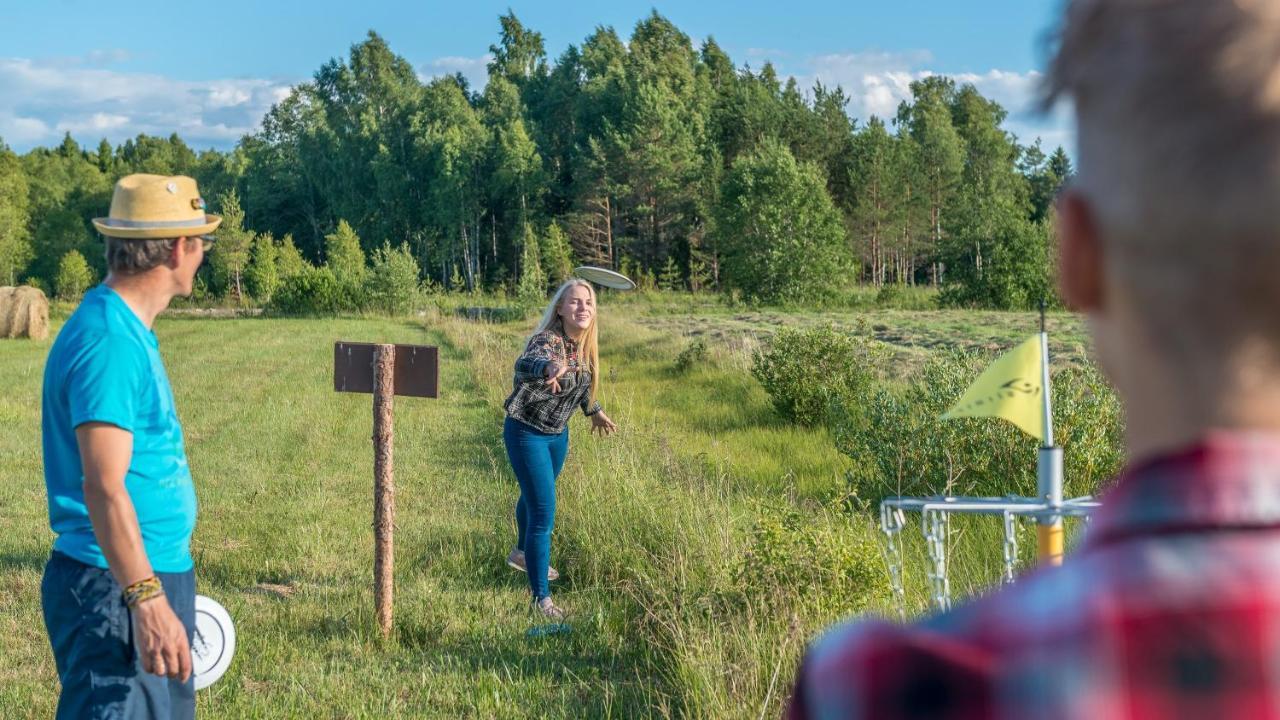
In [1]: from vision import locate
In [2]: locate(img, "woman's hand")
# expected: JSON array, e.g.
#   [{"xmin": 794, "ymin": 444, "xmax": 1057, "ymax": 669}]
[
  {"xmin": 590, "ymin": 411, "xmax": 618, "ymax": 437},
  {"xmin": 544, "ymin": 362, "xmax": 567, "ymax": 393}
]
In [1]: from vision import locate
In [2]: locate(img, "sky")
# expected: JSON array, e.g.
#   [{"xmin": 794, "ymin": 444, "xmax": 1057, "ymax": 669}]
[{"xmin": 0, "ymin": 0, "xmax": 1072, "ymax": 154}]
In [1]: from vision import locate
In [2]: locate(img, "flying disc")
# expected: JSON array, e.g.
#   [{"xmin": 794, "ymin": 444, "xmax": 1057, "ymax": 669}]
[
  {"xmin": 573, "ymin": 265, "xmax": 636, "ymax": 290},
  {"xmin": 191, "ymin": 595, "xmax": 236, "ymax": 690}
]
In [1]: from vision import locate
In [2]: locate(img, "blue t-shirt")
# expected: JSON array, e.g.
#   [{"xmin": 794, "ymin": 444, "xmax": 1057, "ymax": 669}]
[{"xmin": 41, "ymin": 284, "xmax": 197, "ymax": 572}]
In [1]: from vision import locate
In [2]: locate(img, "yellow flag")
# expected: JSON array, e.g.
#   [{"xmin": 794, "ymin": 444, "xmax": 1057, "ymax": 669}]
[{"xmin": 941, "ymin": 335, "xmax": 1046, "ymax": 442}]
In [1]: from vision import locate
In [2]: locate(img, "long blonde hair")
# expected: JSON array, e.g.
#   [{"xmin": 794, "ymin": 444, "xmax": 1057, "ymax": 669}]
[{"xmin": 526, "ymin": 279, "xmax": 601, "ymax": 402}]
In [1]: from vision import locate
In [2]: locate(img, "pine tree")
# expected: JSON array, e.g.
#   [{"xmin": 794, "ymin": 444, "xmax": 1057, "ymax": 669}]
[
  {"xmin": 540, "ymin": 222, "xmax": 573, "ymax": 287},
  {"xmin": 275, "ymin": 234, "xmax": 309, "ymax": 279},
  {"xmin": 658, "ymin": 255, "xmax": 682, "ymax": 291},
  {"xmin": 324, "ymin": 219, "xmax": 367, "ymax": 290},
  {"xmin": 246, "ymin": 232, "xmax": 280, "ymax": 304},
  {"xmin": 516, "ymin": 223, "xmax": 546, "ymax": 303},
  {"xmin": 209, "ymin": 190, "xmax": 253, "ymax": 302}
]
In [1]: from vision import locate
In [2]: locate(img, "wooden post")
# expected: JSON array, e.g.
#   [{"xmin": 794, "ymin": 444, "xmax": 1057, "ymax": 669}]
[
  {"xmin": 335, "ymin": 341, "xmax": 438, "ymax": 638},
  {"xmin": 372, "ymin": 344, "xmax": 395, "ymax": 638}
]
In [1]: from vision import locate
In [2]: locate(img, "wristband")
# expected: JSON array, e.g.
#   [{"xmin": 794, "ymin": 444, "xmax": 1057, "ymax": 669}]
[{"xmin": 122, "ymin": 576, "xmax": 165, "ymax": 609}]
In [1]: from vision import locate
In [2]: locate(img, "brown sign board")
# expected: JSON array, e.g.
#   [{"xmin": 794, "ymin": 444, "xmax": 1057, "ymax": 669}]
[{"xmin": 334, "ymin": 342, "xmax": 440, "ymax": 398}]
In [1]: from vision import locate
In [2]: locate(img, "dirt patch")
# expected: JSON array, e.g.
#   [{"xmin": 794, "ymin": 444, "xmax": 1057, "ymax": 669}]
[{"xmin": 251, "ymin": 582, "xmax": 299, "ymax": 598}]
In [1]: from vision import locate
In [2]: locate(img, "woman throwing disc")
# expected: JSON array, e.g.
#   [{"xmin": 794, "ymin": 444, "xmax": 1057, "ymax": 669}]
[{"xmin": 503, "ymin": 279, "xmax": 617, "ymax": 619}]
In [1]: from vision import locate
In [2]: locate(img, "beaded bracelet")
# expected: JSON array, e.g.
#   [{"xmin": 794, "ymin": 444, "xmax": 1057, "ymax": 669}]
[{"xmin": 122, "ymin": 576, "xmax": 165, "ymax": 609}]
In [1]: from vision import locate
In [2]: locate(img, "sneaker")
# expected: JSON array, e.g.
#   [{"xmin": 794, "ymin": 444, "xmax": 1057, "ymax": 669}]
[
  {"xmin": 534, "ymin": 596, "xmax": 566, "ymax": 620},
  {"xmin": 506, "ymin": 549, "xmax": 559, "ymax": 581}
]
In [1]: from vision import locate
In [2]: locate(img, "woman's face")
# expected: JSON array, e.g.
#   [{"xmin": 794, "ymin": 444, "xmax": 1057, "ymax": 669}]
[{"xmin": 557, "ymin": 284, "xmax": 595, "ymax": 336}]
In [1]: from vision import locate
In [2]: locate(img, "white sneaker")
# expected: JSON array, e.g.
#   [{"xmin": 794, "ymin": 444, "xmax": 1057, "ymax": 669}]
[
  {"xmin": 506, "ymin": 549, "xmax": 559, "ymax": 581},
  {"xmin": 534, "ymin": 596, "xmax": 566, "ymax": 620}
]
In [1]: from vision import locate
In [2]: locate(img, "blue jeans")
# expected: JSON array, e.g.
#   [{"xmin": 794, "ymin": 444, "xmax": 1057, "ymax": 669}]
[
  {"xmin": 41, "ymin": 551, "xmax": 196, "ymax": 720},
  {"xmin": 504, "ymin": 416, "xmax": 569, "ymax": 600}
]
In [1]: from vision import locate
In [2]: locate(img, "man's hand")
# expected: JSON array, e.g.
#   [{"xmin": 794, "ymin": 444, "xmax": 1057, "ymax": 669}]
[
  {"xmin": 132, "ymin": 596, "xmax": 192, "ymax": 681},
  {"xmin": 590, "ymin": 411, "xmax": 618, "ymax": 437},
  {"xmin": 77, "ymin": 422, "xmax": 190, "ymax": 681},
  {"xmin": 545, "ymin": 362, "xmax": 568, "ymax": 393}
]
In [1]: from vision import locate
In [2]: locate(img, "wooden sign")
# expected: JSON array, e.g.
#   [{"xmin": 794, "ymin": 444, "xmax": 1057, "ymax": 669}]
[
  {"xmin": 334, "ymin": 342, "xmax": 439, "ymax": 398},
  {"xmin": 332, "ymin": 341, "xmax": 440, "ymax": 638}
]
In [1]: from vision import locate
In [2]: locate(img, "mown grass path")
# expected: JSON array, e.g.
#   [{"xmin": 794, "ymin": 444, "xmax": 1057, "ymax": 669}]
[{"xmin": 1, "ymin": 316, "xmax": 686, "ymax": 717}]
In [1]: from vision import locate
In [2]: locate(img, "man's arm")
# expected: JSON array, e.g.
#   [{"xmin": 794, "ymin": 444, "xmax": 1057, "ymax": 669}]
[{"xmin": 78, "ymin": 422, "xmax": 191, "ymax": 682}]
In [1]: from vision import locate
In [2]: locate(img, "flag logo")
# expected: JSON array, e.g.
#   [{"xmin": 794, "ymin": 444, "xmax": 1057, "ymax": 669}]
[{"xmin": 941, "ymin": 335, "xmax": 1046, "ymax": 442}]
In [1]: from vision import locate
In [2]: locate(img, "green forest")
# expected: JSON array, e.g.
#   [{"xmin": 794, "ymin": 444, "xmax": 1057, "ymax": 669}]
[{"xmin": 0, "ymin": 12, "xmax": 1072, "ymax": 309}]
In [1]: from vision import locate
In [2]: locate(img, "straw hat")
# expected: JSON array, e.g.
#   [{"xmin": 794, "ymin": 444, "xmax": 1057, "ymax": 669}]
[{"xmin": 92, "ymin": 174, "xmax": 222, "ymax": 240}]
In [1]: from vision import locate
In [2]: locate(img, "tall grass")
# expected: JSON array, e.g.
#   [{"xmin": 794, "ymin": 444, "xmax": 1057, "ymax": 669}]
[{"xmin": 0, "ymin": 301, "xmax": 1107, "ymax": 718}]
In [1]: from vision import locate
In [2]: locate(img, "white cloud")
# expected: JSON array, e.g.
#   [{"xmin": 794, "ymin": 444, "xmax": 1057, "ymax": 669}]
[
  {"xmin": 0, "ymin": 113, "xmax": 50, "ymax": 145},
  {"xmin": 788, "ymin": 50, "xmax": 1074, "ymax": 152},
  {"xmin": 55, "ymin": 112, "xmax": 130, "ymax": 133},
  {"xmin": 419, "ymin": 54, "xmax": 492, "ymax": 92},
  {"xmin": 0, "ymin": 49, "xmax": 1074, "ymax": 156},
  {"xmin": 0, "ymin": 57, "xmax": 296, "ymax": 151}
]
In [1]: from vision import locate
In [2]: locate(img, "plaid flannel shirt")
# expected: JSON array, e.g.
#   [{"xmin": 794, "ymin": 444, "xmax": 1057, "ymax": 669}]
[
  {"xmin": 504, "ymin": 329, "xmax": 602, "ymax": 434},
  {"xmin": 788, "ymin": 432, "xmax": 1280, "ymax": 720}
]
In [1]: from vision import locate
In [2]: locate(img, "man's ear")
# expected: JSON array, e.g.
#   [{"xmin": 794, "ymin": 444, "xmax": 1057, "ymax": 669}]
[
  {"xmin": 167, "ymin": 236, "xmax": 191, "ymax": 270},
  {"xmin": 1056, "ymin": 191, "xmax": 1104, "ymax": 313}
]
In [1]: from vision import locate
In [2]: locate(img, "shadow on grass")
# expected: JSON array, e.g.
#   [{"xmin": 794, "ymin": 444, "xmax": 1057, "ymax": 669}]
[{"xmin": 0, "ymin": 547, "xmax": 48, "ymax": 573}]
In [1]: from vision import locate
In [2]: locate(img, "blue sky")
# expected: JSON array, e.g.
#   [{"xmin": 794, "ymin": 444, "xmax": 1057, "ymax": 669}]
[{"xmin": 0, "ymin": 0, "xmax": 1071, "ymax": 153}]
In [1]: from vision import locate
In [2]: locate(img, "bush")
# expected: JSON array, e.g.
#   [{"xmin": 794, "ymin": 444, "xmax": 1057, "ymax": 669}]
[
  {"xmin": 364, "ymin": 243, "xmax": 421, "ymax": 315},
  {"xmin": 54, "ymin": 250, "xmax": 94, "ymax": 300},
  {"xmin": 831, "ymin": 349, "xmax": 1123, "ymax": 500},
  {"xmin": 732, "ymin": 501, "xmax": 883, "ymax": 617},
  {"xmin": 270, "ymin": 266, "xmax": 345, "ymax": 315},
  {"xmin": 751, "ymin": 325, "xmax": 884, "ymax": 427},
  {"xmin": 674, "ymin": 338, "xmax": 708, "ymax": 373},
  {"xmin": 21, "ymin": 276, "xmax": 48, "ymax": 295}
]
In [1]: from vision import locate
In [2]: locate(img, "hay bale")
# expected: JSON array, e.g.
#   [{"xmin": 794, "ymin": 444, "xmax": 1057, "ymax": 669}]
[{"xmin": 0, "ymin": 286, "xmax": 50, "ymax": 340}]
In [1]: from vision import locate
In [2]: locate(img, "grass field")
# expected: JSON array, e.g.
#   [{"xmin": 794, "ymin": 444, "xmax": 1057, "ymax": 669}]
[{"xmin": 0, "ymin": 296, "xmax": 1099, "ymax": 718}]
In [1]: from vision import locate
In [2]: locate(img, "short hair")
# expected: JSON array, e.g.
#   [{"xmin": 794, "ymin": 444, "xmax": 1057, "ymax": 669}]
[
  {"xmin": 103, "ymin": 236, "xmax": 190, "ymax": 275},
  {"xmin": 1043, "ymin": 0, "xmax": 1280, "ymax": 354}
]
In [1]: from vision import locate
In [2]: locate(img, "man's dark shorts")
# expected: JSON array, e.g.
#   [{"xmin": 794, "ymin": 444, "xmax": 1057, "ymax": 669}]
[{"xmin": 41, "ymin": 551, "xmax": 196, "ymax": 719}]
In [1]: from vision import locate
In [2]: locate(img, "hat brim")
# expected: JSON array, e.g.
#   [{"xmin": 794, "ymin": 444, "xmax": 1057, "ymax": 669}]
[{"xmin": 92, "ymin": 214, "xmax": 223, "ymax": 240}]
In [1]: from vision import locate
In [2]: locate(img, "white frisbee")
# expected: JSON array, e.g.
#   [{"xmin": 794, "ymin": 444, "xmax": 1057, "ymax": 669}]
[
  {"xmin": 191, "ymin": 594, "xmax": 236, "ymax": 690},
  {"xmin": 573, "ymin": 265, "xmax": 636, "ymax": 290}
]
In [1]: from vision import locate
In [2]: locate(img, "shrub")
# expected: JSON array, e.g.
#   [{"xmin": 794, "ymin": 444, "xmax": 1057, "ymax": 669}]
[
  {"xmin": 271, "ymin": 266, "xmax": 345, "ymax": 315},
  {"xmin": 831, "ymin": 349, "xmax": 1124, "ymax": 500},
  {"xmin": 364, "ymin": 243, "xmax": 421, "ymax": 315},
  {"xmin": 54, "ymin": 250, "xmax": 94, "ymax": 301},
  {"xmin": 751, "ymin": 325, "xmax": 884, "ymax": 427},
  {"xmin": 674, "ymin": 338, "xmax": 708, "ymax": 373},
  {"xmin": 21, "ymin": 276, "xmax": 48, "ymax": 295},
  {"xmin": 732, "ymin": 501, "xmax": 883, "ymax": 617}
]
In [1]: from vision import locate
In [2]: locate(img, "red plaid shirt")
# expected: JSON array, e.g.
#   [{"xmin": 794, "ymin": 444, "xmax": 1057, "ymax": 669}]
[{"xmin": 788, "ymin": 432, "xmax": 1280, "ymax": 720}]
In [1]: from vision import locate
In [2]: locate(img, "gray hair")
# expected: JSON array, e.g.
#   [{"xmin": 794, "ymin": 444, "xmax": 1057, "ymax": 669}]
[{"xmin": 103, "ymin": 236, "xmax": 186, "ymax": 275}]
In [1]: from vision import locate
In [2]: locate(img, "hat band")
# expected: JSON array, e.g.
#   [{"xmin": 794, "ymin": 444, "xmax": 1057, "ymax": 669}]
[{"xmin": 99, "ymin": 216, "xmax": 209, "ymax": 229}]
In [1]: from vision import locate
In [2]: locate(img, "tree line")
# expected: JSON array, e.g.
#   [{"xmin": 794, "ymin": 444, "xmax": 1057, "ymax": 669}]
[{"xmin": 0, "ymin": 12, "xmax": 1073, "ymax": 308}]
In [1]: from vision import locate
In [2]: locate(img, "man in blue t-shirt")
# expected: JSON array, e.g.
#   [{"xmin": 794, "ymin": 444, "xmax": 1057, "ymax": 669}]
[{"xmin": 41, "ymin": 174, "xmax": 221, "ymax": 719}]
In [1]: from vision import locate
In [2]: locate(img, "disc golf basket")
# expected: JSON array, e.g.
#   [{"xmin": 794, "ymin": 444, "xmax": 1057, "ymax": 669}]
[
  {"xmin": 878, "ymin": 310, "xmax": 1104, "ymax": 620},
  {"xmin": 878, "ymin": 494, "xmax": 1100, "ymax": 619}
]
